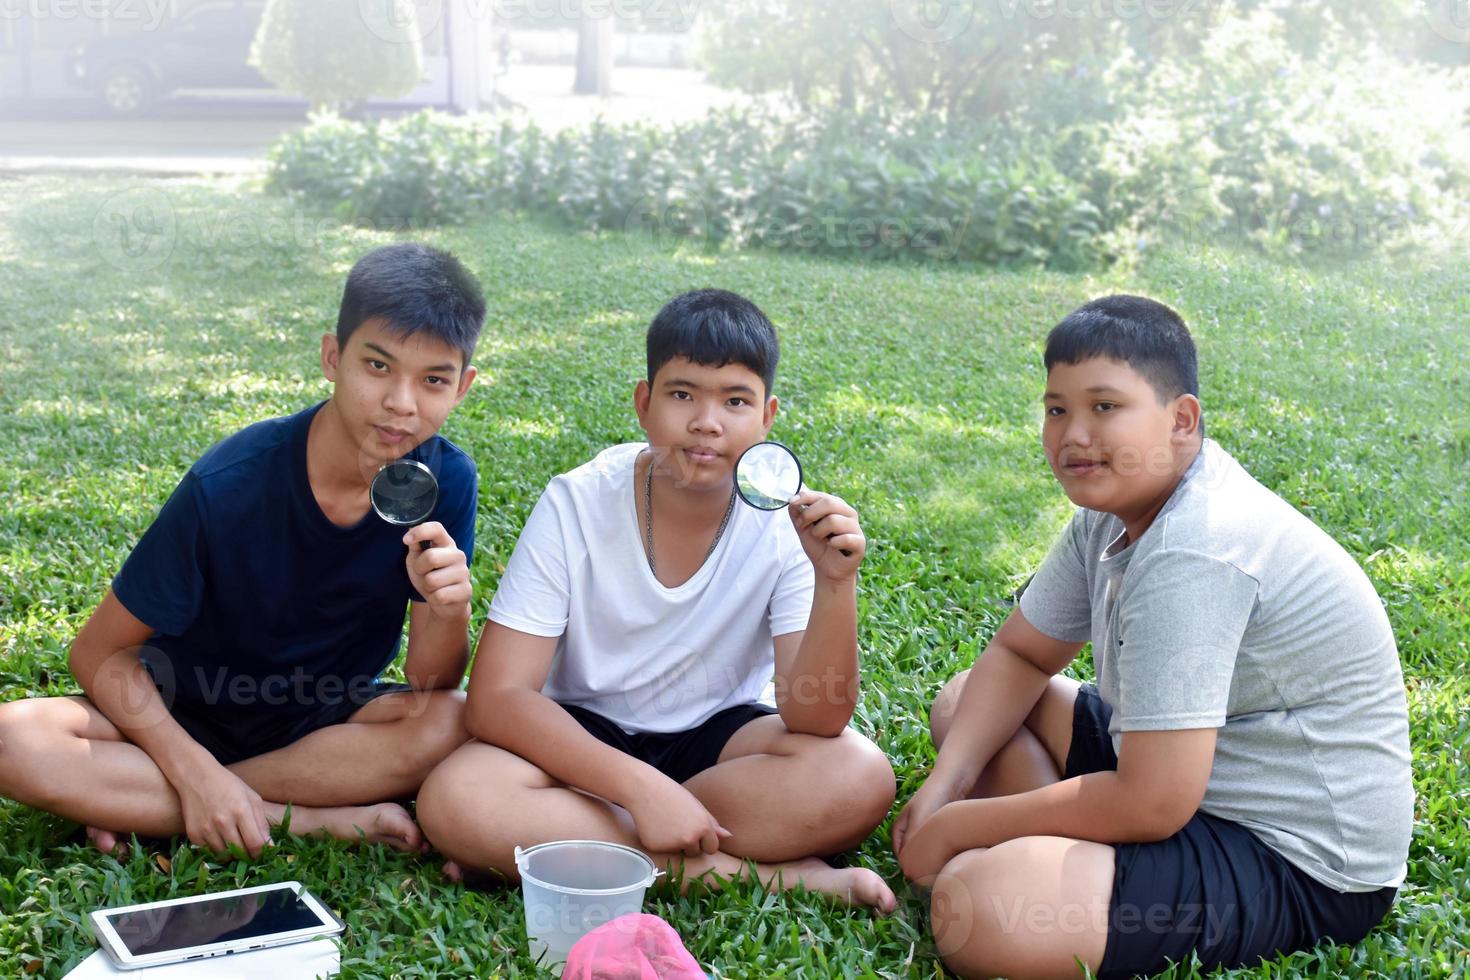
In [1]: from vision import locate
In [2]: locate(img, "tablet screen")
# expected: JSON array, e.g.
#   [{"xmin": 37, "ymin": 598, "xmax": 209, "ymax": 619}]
[{"xmin": 104, "ymin": 887, "xmax": 324, "ymax": 956}]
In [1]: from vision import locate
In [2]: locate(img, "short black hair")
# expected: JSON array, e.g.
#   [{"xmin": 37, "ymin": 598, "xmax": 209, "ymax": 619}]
[
  {"xmin": 646, "ymin": 289, "xmax": 779, "ymax": 394},
  {"xmin": 1044, "ymin": 294, "xmax": 1199, "ymax": 403},
  {"xmin": 336, "ymin": 243, "xmax": 486, "ymax": 367}
]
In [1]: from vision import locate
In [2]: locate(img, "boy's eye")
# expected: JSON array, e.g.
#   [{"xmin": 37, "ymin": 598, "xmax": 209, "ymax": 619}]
[
  {"xmin": 671, "ymin": 390, "xmax": 691, "ymax": 400},
  {"xmin": 368, "ymin": 359, "xmax": 388, "ymax": 371},
  {"xmin": 426, "ymin": 376, "xmax": 447, "ymax": 386},
  {"xmin": 727, "ymin": 397, "xmax": 747, "ymax": 407},
  {"xmin": 1095, "ymin": 402, "xmax": 1117, "ymax": 413},
  {"xmin": 1045, "ymin": 406, "xmax": 1065, "ymax": 417}
]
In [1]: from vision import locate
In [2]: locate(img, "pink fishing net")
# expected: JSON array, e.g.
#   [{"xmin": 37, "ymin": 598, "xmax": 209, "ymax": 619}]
[{"xmin": 562, "ymin": 913, "xmax": 707, "ymax": 980}]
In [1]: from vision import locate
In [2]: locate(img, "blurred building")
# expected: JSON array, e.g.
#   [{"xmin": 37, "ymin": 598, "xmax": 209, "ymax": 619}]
[{"xmin": 0, "ymin": 0, "xmax": 498, "ymax": 113}]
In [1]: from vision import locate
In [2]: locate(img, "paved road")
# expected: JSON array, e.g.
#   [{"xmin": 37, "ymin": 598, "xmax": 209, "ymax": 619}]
[
  {"xmin": 0, "ymin": 68, "xmax": 745, "ymax": 175},
  {"xmin": 0, "ymin": 98, "xmax": 306, "ymax": 174}
]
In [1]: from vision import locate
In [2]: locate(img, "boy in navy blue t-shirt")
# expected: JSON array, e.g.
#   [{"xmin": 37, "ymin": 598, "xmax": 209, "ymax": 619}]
[{"xmin": 0, "ymin": 243, "xmax": 485, "ymax": 859}]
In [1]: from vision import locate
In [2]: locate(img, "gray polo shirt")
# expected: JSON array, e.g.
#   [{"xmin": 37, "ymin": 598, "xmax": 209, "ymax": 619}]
[{"xmin": 1020, "ymin": 439, "xmax": 1412, "ymax": 892}]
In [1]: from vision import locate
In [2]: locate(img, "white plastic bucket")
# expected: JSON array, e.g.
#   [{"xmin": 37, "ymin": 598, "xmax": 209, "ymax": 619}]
[{"xmin": 515, "ymin": 840, "xmax": 662, "ymax": 969}]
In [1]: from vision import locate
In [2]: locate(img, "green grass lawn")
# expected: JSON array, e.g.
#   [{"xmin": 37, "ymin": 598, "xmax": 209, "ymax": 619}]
[{"xmin": 1, "ymin": 175, "xmax": 1466, "ymax": 978}]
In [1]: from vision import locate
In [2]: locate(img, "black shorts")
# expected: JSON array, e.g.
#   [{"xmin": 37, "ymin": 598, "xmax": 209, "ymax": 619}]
[
  {"xmin": 560, "ymin": 702, "xmax": 778, "ymax": 785},
  {"xmin": 1067, "ymin": 683, "xmax": 1397, "ymax": 979},
  {"xmin": 165, "ymin": 681, "xmax": 412, "ymax": 767}
]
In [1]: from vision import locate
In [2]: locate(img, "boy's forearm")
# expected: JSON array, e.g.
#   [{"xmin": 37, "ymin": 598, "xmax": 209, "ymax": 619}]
[
  {"xmin": 404, "ymin": 607, "xmax": 471, "ymax": 689},
  {"xmin": 939, "ymin": 769, "xmax": 1183, "ymax": 852},
  {"xmin": 70, "ymin": 643, "xmax": 213, "ymax": 784},
  {"xmin": 469, "ymin": 687, "xmax": 669, "ymax": 809},
  {"xmin": 778, "ymin": 578, "xmax": 860, "ymax": 736},
  {"xmin": 929, "ymin": 641, "xmax": 1052, "ymax": 794}
]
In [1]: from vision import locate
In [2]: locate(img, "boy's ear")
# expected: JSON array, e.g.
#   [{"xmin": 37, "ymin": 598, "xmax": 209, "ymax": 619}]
[
  {"xmin": 633, "ymin": 379, "xmax": 652, "ymax": 428},
  {"xmin": 320, "ymin": 333, "xmax": 340, "ymax": 382},
  {"xmin": 1171, "ymin": 393, "xmax": 1203, "ymax": 442},
  {"xmin": 762, "ymin": 394, "xmax": 779, "ymax": 435},
  {"xmin": 453, "ymin": 364, "xmax": 478, "ymax": 404}
]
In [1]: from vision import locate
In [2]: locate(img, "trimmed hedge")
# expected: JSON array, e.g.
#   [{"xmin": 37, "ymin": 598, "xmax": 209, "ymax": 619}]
[
  {"xmin": 266, "ymin": 38, "xmax": 1470, "ymax": 271},
  {"xmin": 265, "ymin": 110, "xmax": 1118, "ymax": 270}
]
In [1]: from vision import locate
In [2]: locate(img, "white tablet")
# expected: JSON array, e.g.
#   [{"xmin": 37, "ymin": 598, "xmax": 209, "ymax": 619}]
[{"xmin": 88, "ymin": 881, "xmax": 345, "ymax": 971}]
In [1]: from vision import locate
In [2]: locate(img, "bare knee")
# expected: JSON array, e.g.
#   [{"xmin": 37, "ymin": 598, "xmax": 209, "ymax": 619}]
[
  {"xmin": 929, "ymin": 669, "xmax": 971, "ymax": 749},
  {"xmin": 0, "ymin": 702, "xmax": 18, "ymax": 783},
  {"xmin": 932, "ymin": 845, "xmax": 1041, "ymax": 979},
  {"xmin": 417, "ymin": 742, "xmax": 541, "ymax": 875},
  {"xmin": 0, "ymin": 699, "xmax": 19, "ymax": 747},
  {"xmin": 839, "ymin": 730, "xmax": 897, "ymax": 825},
  {"xmin": 808, "ymin": 731, "xmax": 897, "ymax": 852},
  {"xmin": 931, "ymin": 670, "xmax": 1076, "ymax": 768},
  {"xmin": 413, "ymin": 691, "xmax": 471, "ymax": 770},
  {"xmin": 0, "ymin": 698, "xmax": 85, "ymax": 805},
  {"xmin": 931, "ymin": 852, "xmax": 1006, "ymax": 979},
  {"xmin": 415, "ymin": 753, "xmax": 465, "ymax": 845},
  {"xmin": 0, "ymin": 698, "xmax": 54, "ymax": 746},
  {"xmin": 0, "ymin": 697, "xmax": 77, "ymax": 757},
  {"xmin": 416, "ymin": 744, "xmax": 499, "ymax": 867},
  {"xmin": 394, "ymin": 691, "xmax": 471, "ymax": 787},
  {"xmin": 932, "ymin": 838, "xmax": 1109, "ymax": 979}
]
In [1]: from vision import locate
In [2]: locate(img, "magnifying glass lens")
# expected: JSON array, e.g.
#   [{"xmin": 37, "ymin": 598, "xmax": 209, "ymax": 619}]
[
  {"xmin": 370, "ymin": 460, "xmax": 439, "ymax": 526},
  {"xmin": 734, "ymin": 442, "xmax": 802, "ymax": 511}
]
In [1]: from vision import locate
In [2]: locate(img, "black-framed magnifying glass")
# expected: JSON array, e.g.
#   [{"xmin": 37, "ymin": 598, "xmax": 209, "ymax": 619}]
[
  {"xmin": 734, "ymin": 440, "xmax": 803, "ymax": 511},
  {"xmin": 370, "ymin": 459, "xmax": 438, "ymax": 550},
  {"xmin": 734, "ymin": 441, "xmax": 851, "ymax": 556}
]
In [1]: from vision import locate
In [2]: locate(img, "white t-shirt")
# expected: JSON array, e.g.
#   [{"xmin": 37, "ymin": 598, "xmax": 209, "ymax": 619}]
[{"xmin": 488, "ymin": 443, "xmax": 816, "ymax": 733}]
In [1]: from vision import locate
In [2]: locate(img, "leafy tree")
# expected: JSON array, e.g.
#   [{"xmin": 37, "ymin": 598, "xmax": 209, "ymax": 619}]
[
  {"xmin": 696, "ymin": 0, "xmax": 1449, "ymax": 121},
  {"xmin": 698, "ymin": 0, "xmax": 1190, "ymax": 118},
  {"xmin": 250, "ymin": 0, "xmax": 424, "ymax": 113}
]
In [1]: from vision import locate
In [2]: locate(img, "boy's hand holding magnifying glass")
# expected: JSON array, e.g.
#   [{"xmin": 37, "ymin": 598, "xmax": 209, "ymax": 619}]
[
  {"xmin": 371, "ymin": 459, "xmax": 472, "ymax": 620},
  {"xmin": 734, "ymin": 442, "xmax": 865, "ymax": 581}
]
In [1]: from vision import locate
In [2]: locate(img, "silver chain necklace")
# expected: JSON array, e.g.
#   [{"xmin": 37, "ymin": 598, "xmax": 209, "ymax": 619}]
[{"xmin": 643, "ymin": 450, "xmax": 736, "ymax": 578}]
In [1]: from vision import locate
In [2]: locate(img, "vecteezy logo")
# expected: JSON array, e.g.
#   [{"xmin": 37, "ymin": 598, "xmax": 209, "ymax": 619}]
[
  {"xmin": 357, "ymin": 0, "xmax": 443, "ymax": 44},
  {"xmin": 1427, "ymin": 0, "xmax": 1470, "ymax": 43},
  {"xmin": 622, "ymin": 193, "xmax": 713, "ymax": 252},
  {"xmin": 891, "ymin": 0, "xmax": 975, "ymax": 44},
  {"xmin": 93, "ymin": 187, "xmax": 177, "ymax": 272}
]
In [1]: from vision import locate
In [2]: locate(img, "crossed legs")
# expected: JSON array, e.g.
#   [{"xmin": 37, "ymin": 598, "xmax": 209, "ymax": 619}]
[
  {"xmin": 922, "ymin": 669, "xmax": 1114, "ymax": 979},
  {"xmin": 417, "ymin": 715, "xmax": 899, "ymax": 912},
  {"xmin": 0, "ymin": 689, "xmax": 471, "ymax": 854}
]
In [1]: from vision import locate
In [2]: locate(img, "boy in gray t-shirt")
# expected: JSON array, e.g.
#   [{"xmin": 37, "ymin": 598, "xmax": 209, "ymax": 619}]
[{"xmin": 892, "ymin": 295, "xmax": 1411, "ymax": 980}]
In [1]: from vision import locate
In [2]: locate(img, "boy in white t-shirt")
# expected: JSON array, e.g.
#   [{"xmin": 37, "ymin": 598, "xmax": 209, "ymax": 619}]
[{"xmin": 417, "ymin": 289, "xmax": 898, "ymax": 912}]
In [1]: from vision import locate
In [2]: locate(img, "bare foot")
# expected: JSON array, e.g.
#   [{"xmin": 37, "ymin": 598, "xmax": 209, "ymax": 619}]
[
  {"xmin": 766, "ymin": 858, "xmax": 898, "ymax": 915},
  {"xmin": 440, "ymin": 859, "xmax": 510, "ymax": 891},
  {"xmin": 85, "ymin": 826, "xmax": 127, "ymax": 858},
  {"xmin": 291, "ymin": 802, "xmax": 424, "ymax": 852}
]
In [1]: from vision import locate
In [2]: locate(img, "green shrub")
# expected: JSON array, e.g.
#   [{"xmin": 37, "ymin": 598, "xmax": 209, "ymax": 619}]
[
  {"xmin": 265, "ymin": 28, "xmax": 1470, "ymax": 269},
  {"xmin": 251, "ymin": 0, "xmax": 424, "ymax": 113},
  {"xmin": 266, "ymin": 109, "xmax": 1119, "ymax": 269},
  {"xmin": 1094, "ymin": 9, "xmax": 1470, "ymax": 258}
]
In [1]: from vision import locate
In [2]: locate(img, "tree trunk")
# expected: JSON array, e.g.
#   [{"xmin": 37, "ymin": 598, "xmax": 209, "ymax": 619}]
[
  {"xmin": 573, "ymin": 12, "xmax": 614, "ymax": 96},
  {"xmin": 839, "ymin": 62, "xmax": 856, "ymax": 110}
]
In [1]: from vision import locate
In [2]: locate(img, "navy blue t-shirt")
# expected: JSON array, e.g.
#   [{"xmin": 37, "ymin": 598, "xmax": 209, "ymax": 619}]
[{"xmin": 112, "ymin": 401, "xmax": 477, "ymax": 715}]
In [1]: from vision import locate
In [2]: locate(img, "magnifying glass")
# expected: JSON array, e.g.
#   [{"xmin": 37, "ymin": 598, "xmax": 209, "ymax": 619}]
[
  {"xmin": 370, "ymin": 458, "xmax": 438, "ymax": 550},
  {"xmin": 734, "ymin": 440, "xmax": 803, "ymax": 511},
  {"xmin": 734, "ymin": 441, "xmax": 851, "ymax": 556}
]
